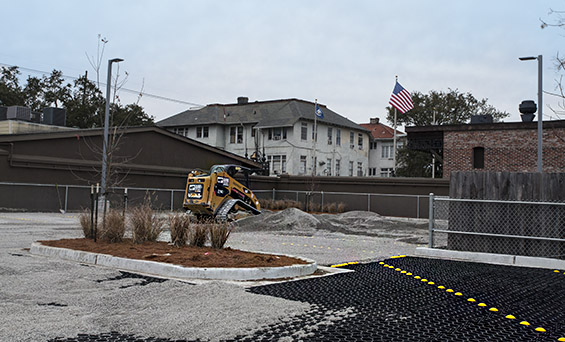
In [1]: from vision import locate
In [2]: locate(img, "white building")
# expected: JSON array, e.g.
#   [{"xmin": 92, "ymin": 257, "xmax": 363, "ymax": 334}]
[
  {"xmin": 158, "ymin": 98, "xmax": 371, "ymax": 176},
  {"xmin": 360, "ymin": 118, "xmax": 406, "ymax": 177}
]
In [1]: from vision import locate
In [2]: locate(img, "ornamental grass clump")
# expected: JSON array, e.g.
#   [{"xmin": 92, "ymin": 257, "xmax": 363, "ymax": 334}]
[
  {"xmin": 100, "ymin": 209, "xmax": 126, "ymax": 243},
  {"xmin": 169, "ymin": 213, "xmax": 191, "ymax": 247},
  {"xmin": 189, "ymin": 222, "xmax": 208, "ymax": 247},
  {"xmin": 129, "ymin": 204, "xmax": 165, "ymax": 243},
  {"xmin": 209, "ymin": 221, "xmax": 233, "ymax": 249},
  {"xmin": 79, "ymin": 209, "xmax": 92, "ymax": 239}
]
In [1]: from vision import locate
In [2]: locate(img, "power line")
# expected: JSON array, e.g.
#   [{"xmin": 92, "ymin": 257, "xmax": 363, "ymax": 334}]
[{"xmin": 0, "ymin": 62, "xmax": 204, "ymax": 108}]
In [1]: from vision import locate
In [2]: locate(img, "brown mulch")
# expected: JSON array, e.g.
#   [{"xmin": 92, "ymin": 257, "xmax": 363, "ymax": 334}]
[{"xmin": 40, "ymin": 238, "xmax": 309, "ymax": 268}]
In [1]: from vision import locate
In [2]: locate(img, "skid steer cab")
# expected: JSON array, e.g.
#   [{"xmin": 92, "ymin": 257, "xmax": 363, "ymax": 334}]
[{"xmin": 183, "ymin": 164, "xmax": 261, "ymax": 221}]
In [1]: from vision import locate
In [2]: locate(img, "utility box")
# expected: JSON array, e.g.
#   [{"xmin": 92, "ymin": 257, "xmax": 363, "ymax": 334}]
[
  {"xmin": 7, "ymin": 106, "xmax": 32, "ymax": 121},
  {"xmin": 42, "ymin": 107, "xmax": 66, "ymax": 126}
]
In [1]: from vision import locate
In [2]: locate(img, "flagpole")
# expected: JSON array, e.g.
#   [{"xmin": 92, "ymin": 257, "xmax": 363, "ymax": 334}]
[
  {"xmin": 392, "ymin": 76, "xmax": 398, "ymax": 176},
  {"xmin": 312, "ymin": 99, "xmax": 318, "ymax": 176},
  {"xmin": 393, "ymin": 107, "xmax": 397, "ymax": 175}
]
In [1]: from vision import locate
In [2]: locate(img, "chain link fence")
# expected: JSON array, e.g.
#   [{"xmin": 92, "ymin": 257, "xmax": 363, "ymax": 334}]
[
  {"xmin": 429, "ymin": 195, "xmax": 565, "ymax": 260},
  {"xmin": 0, "ymin": 182, "xmax": 430, "ymax": 218},
  {"xmin": 0, "ymin": 182, "xmax": 186, "ymax": 213},
  {"xmin": 253, "ymin": 189, "xmax": 429, "ymax": 218}
]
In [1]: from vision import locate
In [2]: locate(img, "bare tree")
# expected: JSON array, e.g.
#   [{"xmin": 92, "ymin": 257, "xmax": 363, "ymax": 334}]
[{"xmin": 85, "ymin": 34, "xmax": 108, "ymax": 89}]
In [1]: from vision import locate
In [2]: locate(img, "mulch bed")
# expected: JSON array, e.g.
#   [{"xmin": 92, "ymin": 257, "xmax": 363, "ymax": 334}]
[{"xmin": 40, "ymin": 238, "xmax": 309, "ymax": 268}]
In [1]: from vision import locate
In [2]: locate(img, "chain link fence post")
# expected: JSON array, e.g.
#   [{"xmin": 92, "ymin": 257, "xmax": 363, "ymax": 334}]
[{"xmin": 428, "ymin": 193, "xmax": 435, "ymax": 248}]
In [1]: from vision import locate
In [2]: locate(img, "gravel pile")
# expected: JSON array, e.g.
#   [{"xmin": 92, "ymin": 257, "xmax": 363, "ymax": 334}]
[{"xmin": 235, "ymin": 208, "xmax": 429, "ymax": 243}]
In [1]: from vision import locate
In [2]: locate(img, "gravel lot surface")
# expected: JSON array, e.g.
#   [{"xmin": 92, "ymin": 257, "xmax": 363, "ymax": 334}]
[{"xmin": 0, "ymin": 211, "xmax": 427, "ymax": 342}]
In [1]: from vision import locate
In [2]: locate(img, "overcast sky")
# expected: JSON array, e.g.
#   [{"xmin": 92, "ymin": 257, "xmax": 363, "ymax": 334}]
[{"xmin": 1, "ymin": 0, "xmax": 564, "ymax": 126}]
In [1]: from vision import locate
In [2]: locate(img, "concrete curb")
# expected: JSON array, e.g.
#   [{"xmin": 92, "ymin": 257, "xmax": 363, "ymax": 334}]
[
  {"xmin": 415, "ymin": 247, "xmax": 565, "ymax": 270},
  {"xmin": 30, "ymin": 242, "xmax": 317, "ymax": 281}
]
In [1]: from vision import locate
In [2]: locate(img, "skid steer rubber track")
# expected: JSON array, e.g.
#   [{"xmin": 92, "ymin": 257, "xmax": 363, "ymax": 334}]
[{"xmin": 215, "ymin": 198, "xmax": 261, "ymax": 221}]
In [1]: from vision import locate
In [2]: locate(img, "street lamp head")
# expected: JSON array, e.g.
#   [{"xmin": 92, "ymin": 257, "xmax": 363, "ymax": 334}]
[
  {"xmin": 110, "ymin": 58, "xmax": 124, "ymax": 63},
  {"xmin": 519, "ymin": 56, "xmax": 537, "ymax": 61}
]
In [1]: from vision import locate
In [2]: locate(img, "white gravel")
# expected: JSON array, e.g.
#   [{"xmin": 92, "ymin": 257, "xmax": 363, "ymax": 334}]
[{"xmin": 0, "ymin": 210, "xmax": 430, "ymax": 341}]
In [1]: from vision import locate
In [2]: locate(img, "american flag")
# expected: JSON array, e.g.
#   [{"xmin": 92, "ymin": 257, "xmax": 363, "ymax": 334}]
[{"xmin": 389, "ymin": 81, "xmax": 413, "ymax": 114}]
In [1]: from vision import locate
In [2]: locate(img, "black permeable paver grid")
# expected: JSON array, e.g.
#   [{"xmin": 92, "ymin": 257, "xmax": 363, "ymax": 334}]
[{"xmin": 49, "ymin": 257, "xmax": 565, "ymax": 342}]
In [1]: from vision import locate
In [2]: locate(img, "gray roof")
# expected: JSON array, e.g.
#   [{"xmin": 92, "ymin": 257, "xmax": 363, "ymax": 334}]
[{"xmin": 157, "ymin": 98, "xmax": 369, "ymax": 132}]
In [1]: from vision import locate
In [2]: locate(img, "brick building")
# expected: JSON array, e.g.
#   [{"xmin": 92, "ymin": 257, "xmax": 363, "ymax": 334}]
[{"xmin": 406, "ymin": 120, "xmax": 565, "ymax": 178}]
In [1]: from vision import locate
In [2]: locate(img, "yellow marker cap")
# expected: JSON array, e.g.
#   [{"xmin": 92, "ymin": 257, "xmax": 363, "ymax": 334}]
[
  {"xmin": 401, "ymin": 271, "xmax": 407, "ymax": 274},
  {"xmin": 446, "ymin": 289, "xmax": 454, "ymax": 293},
  {"xmin": 535, "ymin": 327, "xmax": 546, "ymax": 332},
  {"xmin": 406, "ymin": 273, "xmax": 413, "ymax": 276},
  {"xmin": 428, "ymin": 282, "xmax": 435, "ymax": 285},
  {"xmin": 489, "ymin": 308, "xmax": 498, "ymax": 312},
  {"xmin": 554, "ymin": 270, "xmax": 561, "ymax": 273},
  {"xmin": 454, "ymin": 292, "xmax": 463, "ymax": 296},
  {"xmin": 520, "ymin": 321, "xmax": 530, "ymax": 326},
  {"xmin": 505, "ymin": 315, "xmax": 516, "ymax": 319},
  {"xmin": 438, "ymin": 286, "xmax": 445, "ymax": 289},
  {"xmin": 379, "ymin": 262, "xmax": 384, "ymax": 265},
  {"xmin": 557, "ymin": 337, "xmax": 565, "ymax": 341},
  {"xmin": 395, "ymin": 268, "xmax": 401, "ymax": 271},
  {"xmin": 414, "ymin": 276, "xmax": 421, "ymax": 279},
  {"xmin": 478, "ymin": 303, "xmax": 487, "ymax": 307},
  {"xmin": 421, "ymin": 279, "xmax": 428, "ymax": 282},
  {"xmin": 467, "ymin": 298, "xmax": 476, "ymax": 302}
]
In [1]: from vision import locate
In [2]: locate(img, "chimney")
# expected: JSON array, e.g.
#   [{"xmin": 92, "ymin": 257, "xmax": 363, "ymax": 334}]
[
  {"xmin": 237, "ymin": 97, "xmax": 249, "ymax": 105},
  {"xmin": 370, "ymin": 117, "xmax": 380, "ymax": 124}
]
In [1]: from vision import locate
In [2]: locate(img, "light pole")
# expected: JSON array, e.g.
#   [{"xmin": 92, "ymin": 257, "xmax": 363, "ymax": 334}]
[
  {"xmin": 519, "ymin": 55, "xmax": 543, "ymax": 173},
  {"xmin": 101, "ymin": 58, "xmax": 124, "ymax": 196}
]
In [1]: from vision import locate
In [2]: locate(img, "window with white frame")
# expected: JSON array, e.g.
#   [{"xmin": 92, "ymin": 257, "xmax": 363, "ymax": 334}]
[
  {"xmin": 196, "ymin": 126, "xmax": 209, "ymax": 138},
  {"xmin": 335, "ymin": 159, "xmax": 340, "ymax": 176},
  {"xmin": 348, "ymin": 161, "xmax": 354, "ymax": 176},
  {"xmin": 380, "ymin": 168, "xmax": 394, "ymax": 177},
  {"xmin": 357, "ymin": 162, "xmax": 363, "ymax": 176},
  {"xmin": 336, "ymin": 129, "xmax": 341, "ymax": 146},
  {"xmin": 349, "ymin": 132, "xmax": 355, "ymax": 149},
  {"xmin": 175, "ymin": 127, "xmax": 188, "ymax": 137},
  {"xmin": 299, "ymin": 155, "xmax": 307, "ymax": 174},
  {"xmin": 381, "ymin": 143, "xmax": 393, "ymax": 159},
  {"xmin": 301, "ymin": 123, "xmax": 308, "ymax": 140},
  {"xmin": 268, "ymin": 127, "xmax": 287, "ymax": 140},
  {"xmin": 268, "ymin": 155, "xmax": 287, "ymax": 174},
  {"xmin": 326, "ymin": 158, "xmax": 332, "ymax": 176},
  {"xmin": 230, "ymin": 126, "xmax": 243, "ymax": 144},
  {"xmin": 327, "ymin": 127, "xmax": 333, "ymax": 145},
  {"xmin": 358, "ymin": 133, "xmax": 363, "ymax": 150}
]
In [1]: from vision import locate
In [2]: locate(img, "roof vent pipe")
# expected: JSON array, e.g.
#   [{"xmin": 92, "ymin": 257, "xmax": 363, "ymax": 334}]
[
  {"xmin": 237, "ymin": 97, "xmax": 249, "ymax": 105},
  {"xmin": 519, "ymin": 100, "xmax": 537, "ymax": 122}
]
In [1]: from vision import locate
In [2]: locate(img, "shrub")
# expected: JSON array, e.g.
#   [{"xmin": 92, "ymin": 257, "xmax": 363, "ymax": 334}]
[
  {"xmin": 129, "ymin": 205, "xmax": 165, "ymax": 244},
  {"xmin": 100, "ymin": 209, "xmax": 126, "ymax": 243},
  {"xmin": 324, "ymin": 202, "xmax": 338, "ymax": 213},
  {"xmin": 189, "ymin": 222, "xmax": 208, "ymax": 247},
  {"xmin": 169, "ymin": 213, "xmax": 191, "ymax": 247},
  {"xmin": 337, "ymin": 202, "xmax": 347, "ymax": 213},
  {"xmin": 209, "ymin": 222, "xmax": 233, "ymax": 249},
  {"xmin": 307, "ymin": 202, "xmax": 321, "ymax": 213},
  {"xmin": 79, "ymin": 209, "xmax": 92, "ymax": 239}
]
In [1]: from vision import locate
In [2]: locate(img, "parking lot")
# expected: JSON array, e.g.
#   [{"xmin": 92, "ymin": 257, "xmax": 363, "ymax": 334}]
[{"xmin": 1, "ymin": 213, "xmax": 564, "ymax": 341}]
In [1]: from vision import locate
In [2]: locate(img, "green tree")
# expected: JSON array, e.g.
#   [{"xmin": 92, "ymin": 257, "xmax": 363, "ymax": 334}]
[
  {"xmin": 0, "ymin": 66, "xmax": 25, "ymax": 107},
  {"xmin": 23, "ymin": 76, "xmax": 45, "ymax": 111},
  {"xmin": 1, "ymin": 66, "xmax": 154, "ymax": 129},
  {"xmin": 386, "ymin": 89, "xmax": 508, "ymax": 126},
  {"xmin": 386, "ymin": 89, "xmax": 508, "ymax": 177},
  {"xmin": 394, "ymin": 147, "xmax": 442, "ymax": 178},
  {"xmin": 63, "ymin": 74, "xmax": 105, "ymax": 128},
  {"xmin": 110, "ymin": 103, "xmax": 154, "ymax": 128}
]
